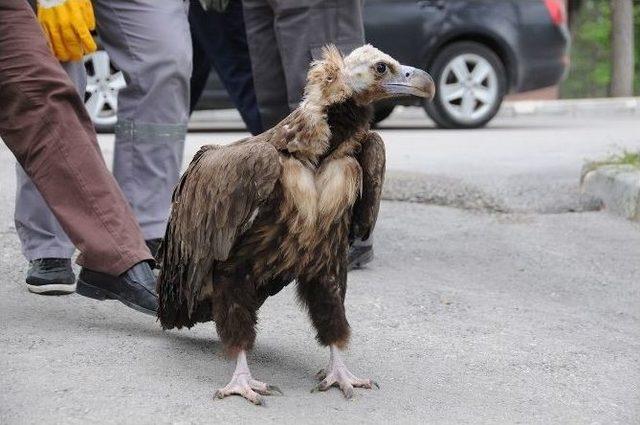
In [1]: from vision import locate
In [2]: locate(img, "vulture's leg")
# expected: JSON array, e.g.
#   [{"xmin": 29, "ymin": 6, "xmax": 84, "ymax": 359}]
[
  {"xmin": 313, "ymin": 345, "xmax": 379, "ymax": 399},
  {"xmin": 298, "ymin": 259, "xmax": 378, "ymax": 399},
  {"xmin": 212, "ymin": 281, "xmax": 281, "ymax": 405},
  {"xmin": 214, "ymin": 350, "xmax": 282, "ymax": 406}
]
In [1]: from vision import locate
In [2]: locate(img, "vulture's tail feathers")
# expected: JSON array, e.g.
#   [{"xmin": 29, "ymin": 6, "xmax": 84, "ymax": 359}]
[{"xmin": 157, "ymin": 218, "xmax": 190, "ymax": 329}]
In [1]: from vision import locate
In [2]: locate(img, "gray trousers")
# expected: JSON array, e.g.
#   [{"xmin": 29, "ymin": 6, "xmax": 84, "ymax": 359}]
[
  {"xmin": 242, "ymin": 0, "xmax": 365, "ymax": 129},
  {"xmin": 15, "ymin": 0, "xmax": 192, "ymax": 261},
  {"xmin": 15, "ymin": 62, "xmax": 85, "ymax": 260}
]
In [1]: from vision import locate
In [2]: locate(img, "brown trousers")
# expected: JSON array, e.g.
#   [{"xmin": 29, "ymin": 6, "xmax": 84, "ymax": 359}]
[{"xmin": 0, "ymin": 0, "xmax": 152, "ymax": 276}]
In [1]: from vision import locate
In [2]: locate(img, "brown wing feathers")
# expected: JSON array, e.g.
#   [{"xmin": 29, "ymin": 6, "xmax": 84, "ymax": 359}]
[
  {"xmin": 157, "ymin": 142, "xmax": 281, "ymax": 328},
  {"xmin": 350, "ymin": 132, "xmax": 386, "ymax": 242}
]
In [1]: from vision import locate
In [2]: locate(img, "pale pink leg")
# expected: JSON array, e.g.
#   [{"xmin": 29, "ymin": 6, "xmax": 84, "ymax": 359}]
[
  {"xmin": 214, "ymin": 350, "xmax": 282, "ymax": 405},
  {"xmin": 312, "ymin": 345, "xmax": 379, "ymax": 399}
]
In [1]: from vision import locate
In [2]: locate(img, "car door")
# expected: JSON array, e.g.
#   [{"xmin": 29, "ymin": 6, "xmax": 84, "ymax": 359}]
[{"xmin": 363, "ymin": 0, "xmax": 449, "ymax": 69}]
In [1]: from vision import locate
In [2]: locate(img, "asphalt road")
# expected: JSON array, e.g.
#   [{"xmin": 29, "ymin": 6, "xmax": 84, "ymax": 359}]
[
  {"xmin": 1, "ymin": 111, "xmax": 639, "ymax": 424},
  {"xmin": 167, "ymin": 111, "xmax": 640, "ymax": 213}
]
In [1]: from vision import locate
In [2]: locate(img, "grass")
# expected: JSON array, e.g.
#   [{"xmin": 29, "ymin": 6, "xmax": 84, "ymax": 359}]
[
  {"xmin": 581, "ymin": 150, "xmax": 640, "ymax": 183},
  {"xmin": 591, "ymin": 150, "xmax": 640, "ymax": 168}
]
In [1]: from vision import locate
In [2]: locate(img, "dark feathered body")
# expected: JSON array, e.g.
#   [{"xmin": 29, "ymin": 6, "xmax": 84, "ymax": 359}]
[
  {"xmin": 158, "ymin": 90, "xmax": 385, "ymax": 356},
  {"xmin": 154, "ymin": 42, "xmax": 436, "ymax": 404}
]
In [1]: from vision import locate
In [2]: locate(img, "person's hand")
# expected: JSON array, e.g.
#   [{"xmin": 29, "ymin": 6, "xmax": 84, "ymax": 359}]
[{"xmin": 37, "ymin": 0, "xmax": 97, "ymax": 62}]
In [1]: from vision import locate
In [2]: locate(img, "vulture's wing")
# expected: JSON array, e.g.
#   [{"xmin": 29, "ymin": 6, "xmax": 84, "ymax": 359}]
[
  {"xmin": 158, "ymin": 141, "xmax": 281, "ymax": 325},
  {"xmin": 350, "ymin": 131, "xmax": 386, "ymax": 242}
]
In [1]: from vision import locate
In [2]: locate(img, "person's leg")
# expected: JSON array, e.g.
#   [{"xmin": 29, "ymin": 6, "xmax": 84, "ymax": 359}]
[
  {"xmin": 242, "ymin": 0, "xmax": 290, "ymax": 129},
  {"xmin": 16, "ymin": 163, "xmax": 77, "ymax": 291},
  {"xmin": 15, "ymin": 62, "xmax": 84, "ymax": 262},
  {"xmin": 189, "ymin": 22, "xmax": 213, "ymax": 114},
  {"xmin": 190, "ymin": 0, "xmax": 263, "ymax": 135},
  {"xmin": 92, "ymin": 0, "xmax": 192, "ymax": 242},
  {"xmin": 0, "ymin": 0, "xmax": 157, "ymax": 313},
  {"xmin": 14, "ymin": 1, "xmax": 85, "ymax": 292},
  {"xmin": 0, "ymin": 0, "xmax": 151, "ymax": 275},
  {"xmin": 269, "ymin": 0, "xmax": 375, "ymax": 269},
  {"xmin": 271, "ymin": 0, "xmax": 365, "ymax": 109},
  {"xmin": 14, "ymin": 61, "xmax": 84, "ymax": 294}
]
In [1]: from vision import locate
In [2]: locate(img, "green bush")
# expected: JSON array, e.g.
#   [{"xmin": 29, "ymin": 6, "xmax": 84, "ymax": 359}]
[{"xmin": 560, "ymin": 0, "xmax": 639, "ymax": 98}]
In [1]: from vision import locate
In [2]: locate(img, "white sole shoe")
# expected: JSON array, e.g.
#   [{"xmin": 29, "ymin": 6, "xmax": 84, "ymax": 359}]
[{"xmin": 26, "ymin": 282, "xmax": 77, "ymax": 295}]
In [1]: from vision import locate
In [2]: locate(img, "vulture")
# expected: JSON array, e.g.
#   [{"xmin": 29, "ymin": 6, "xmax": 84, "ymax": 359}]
[{"xmin": 157, "ymin": 44, "xmax": 435, "ymax": 405}]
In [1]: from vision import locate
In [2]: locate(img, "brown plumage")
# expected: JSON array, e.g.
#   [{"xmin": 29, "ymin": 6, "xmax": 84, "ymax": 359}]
[{"xmin": 157, "ymin": 44, "xmax": 435, "ymax": 404}]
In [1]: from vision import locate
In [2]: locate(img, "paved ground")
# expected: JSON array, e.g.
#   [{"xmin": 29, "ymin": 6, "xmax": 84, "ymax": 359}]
[
  {"xmin": 191, "ymin": 110, "xmax": 640, "ymax": 213},
  {"xmin": 1, "ymin": 111, "xmax": 639, "ymax": 424}
]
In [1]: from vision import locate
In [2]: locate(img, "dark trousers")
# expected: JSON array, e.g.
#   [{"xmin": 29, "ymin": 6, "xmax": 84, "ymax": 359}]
[
  {"xmin": 189, "ymin": 0, "xmax": 263, "ymax": 135},
  {"xmin": 242, "ymin": 0, "xmax": 365, "ymax": 128},
  {"xmin": 0, "ymin": 0, "xmax": 152, "ymax": 275}
]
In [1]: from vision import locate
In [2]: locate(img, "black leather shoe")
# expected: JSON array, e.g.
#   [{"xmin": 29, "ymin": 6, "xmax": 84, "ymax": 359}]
[
  {"xmin": 76, "ymin": 262, "xmax": 158, "ymax": 315},
  {"xmin": 26, "ymin": 258, "xmax": 76, "ymax": 295},
  {"xmin": 348, "ymin": 245, "xmax": 374, "ymax": 271}
]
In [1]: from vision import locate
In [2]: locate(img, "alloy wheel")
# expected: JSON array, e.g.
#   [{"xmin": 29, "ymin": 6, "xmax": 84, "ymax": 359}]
[
  {"xmin": 83, "ymin": 50, "xmax": 125, "ymax": 129},
  {"xmin": 438, "ymin": 53, "xmax": 498, "ymax": 124}
]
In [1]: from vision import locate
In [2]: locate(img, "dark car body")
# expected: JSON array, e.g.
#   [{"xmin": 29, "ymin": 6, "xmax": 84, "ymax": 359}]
[{"xmin": 196, "ymin": 0, "xmax": 569, "ymax": 112}]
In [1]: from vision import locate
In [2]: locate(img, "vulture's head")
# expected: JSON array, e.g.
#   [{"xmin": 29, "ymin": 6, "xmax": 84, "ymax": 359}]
[{"xmin": 304, "ymin": 44, "xmax": 435, "ymax": 107}]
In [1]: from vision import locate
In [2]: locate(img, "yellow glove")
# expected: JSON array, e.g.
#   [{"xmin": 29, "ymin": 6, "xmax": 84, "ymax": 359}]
[{"xmin": 37, "ymin": 0, "xmax": 97, "ymax": 62}]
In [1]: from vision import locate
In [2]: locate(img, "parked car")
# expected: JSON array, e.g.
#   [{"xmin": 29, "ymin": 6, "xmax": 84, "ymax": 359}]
[{"xmin": 84, "ymin": 0, "xmax": 569, "ymax": 131}]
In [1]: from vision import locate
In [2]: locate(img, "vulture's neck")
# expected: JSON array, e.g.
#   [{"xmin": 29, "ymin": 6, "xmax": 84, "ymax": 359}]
[
  {"xmin": 279, "ymin": 97, "xmax": 371, "ymax": 164},
  {"xmin": 325, "ymin": 98, "xmax": 372, "ymax": 153}
]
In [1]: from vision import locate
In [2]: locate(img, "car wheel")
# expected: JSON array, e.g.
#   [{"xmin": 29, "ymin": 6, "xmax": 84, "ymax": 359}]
[
  {"xmin": 424, "ymin": 41, "xmax": 506, "ymax": 129},
  {"xmin": 83, "ymin": 50, "xmax": 125, "ymax": 133}
]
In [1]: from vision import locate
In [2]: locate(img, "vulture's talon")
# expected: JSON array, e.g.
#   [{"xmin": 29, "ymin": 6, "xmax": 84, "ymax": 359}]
[
  {"xmin": 313, "ymin": 345, "xmax": 378, "ymax": 400},
  {"xmin": 214, "ymin": 384, "xmax": 266, "ymax": 406},
  {"xmin": 266, "ymin": 385, "xmax": 283, "ymax": 395},
  {"xmin": 311, "ymin": 380, "xmax": 332, "ymax": 393},
  {"xmin": 341, "ymin": 385, "xmax": 354, "ymax": 400},
  {"xmin": 214, "ymin": 354, "xmax": 277, "ymax": 406},
  {"xmin": 315, "ymin": 369, "xmax": 327, "ymax": 380}
]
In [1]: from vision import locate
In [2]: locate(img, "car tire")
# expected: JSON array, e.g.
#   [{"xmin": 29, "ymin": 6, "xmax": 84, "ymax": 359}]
[{"xmin": 424, "ymin": 41, "xmax": 506, "ymax": 129}]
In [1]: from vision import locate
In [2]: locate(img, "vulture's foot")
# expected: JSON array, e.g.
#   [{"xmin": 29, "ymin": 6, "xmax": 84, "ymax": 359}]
[
  {"xmin": 214, "ymin": 350, "xmax": 282, "ymax": 406},
  {"xmin": 311, "ymin": 345, "xmax": 379, "ymax": 399}
]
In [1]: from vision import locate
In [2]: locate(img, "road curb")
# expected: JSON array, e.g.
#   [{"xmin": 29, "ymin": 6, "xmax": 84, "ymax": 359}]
[
  {"xmin": 500, "ymin": 97, "xmax": 640, "ymax": 118},
  {"xmin": 581, "ymin": 164, "xmax": 640, "ymax": 221},
  {"xmin": 384, "ymin": 170, "xmax": 604, "ymax": 214}
]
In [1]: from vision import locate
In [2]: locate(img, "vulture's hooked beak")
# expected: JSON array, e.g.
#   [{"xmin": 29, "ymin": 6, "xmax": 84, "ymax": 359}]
[{"xmin": 383, "ymin": 65, "xmax": 435, "ymax": 99}]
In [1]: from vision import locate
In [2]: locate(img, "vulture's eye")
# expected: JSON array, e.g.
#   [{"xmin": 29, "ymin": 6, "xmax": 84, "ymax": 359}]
[{"xmin": 375, "ymin": 62, "xmax": 387, "ymax": 75}]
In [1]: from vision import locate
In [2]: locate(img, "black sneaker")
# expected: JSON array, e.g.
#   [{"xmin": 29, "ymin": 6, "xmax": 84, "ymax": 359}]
[
  {"xmin": 26, "ymin": 258, "xmax": 76, "ymax": 295},
  {"xmin": 348, "ymin": 245, "xmax": 374, "ymax": 271},
  {"xmin": 76, "ymin": 262, "xmax": 158, "ymax": 315}
]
